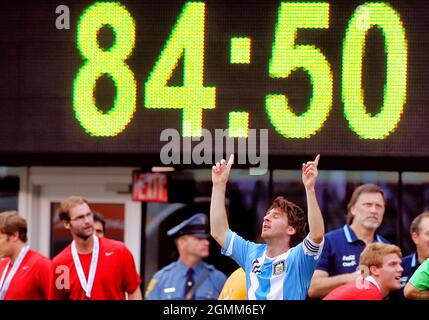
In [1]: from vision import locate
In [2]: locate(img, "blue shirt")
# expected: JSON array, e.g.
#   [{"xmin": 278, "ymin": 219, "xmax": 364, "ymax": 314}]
[
  {"xmin": 390, "ymin": 252, "xmax": 420, "ymax": 300},
  {"xmin": 221, "ymin": 229, "xmax": 323, "ymax": 300},
  {"xmin": 145, "ymin": 260, "xmax": 227, "ymax": 300},
  {"xmin": 316, "ymin": 224, "xmax": 389, "ymax": 275},
  {"xmin": 401, "ymin": 253, "xmax": 420, "ymax": 286}
]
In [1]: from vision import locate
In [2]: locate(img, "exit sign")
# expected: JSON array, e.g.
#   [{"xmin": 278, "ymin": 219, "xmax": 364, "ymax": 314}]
[{"xmin": 132, "ymin": 171, "xmax": 168, "ymax": 202}]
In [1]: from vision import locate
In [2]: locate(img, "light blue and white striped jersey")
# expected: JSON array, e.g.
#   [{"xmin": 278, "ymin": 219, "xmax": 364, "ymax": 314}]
[{"xmin": 221, "ymin": 229, "xmax": 323, "ymax": 300}]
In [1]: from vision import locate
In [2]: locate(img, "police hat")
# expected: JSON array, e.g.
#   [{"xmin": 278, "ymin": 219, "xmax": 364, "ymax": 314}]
[{"xmin": 167, "ymin": 213, "xmax": 209, "ymax": 238}]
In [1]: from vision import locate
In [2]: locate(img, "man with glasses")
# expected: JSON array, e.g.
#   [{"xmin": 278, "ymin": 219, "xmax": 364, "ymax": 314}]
[{"xmin": 49, "ymin": 196, "xmax": 142, "ymax": 300}]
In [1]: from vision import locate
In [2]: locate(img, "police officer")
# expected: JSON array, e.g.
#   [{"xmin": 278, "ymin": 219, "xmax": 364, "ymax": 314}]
[{"xmin": 145, "ymin": 213, "xmax": 227, "ymax": 300}]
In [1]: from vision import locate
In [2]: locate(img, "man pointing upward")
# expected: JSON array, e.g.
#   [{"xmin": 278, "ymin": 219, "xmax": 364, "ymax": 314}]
[{"xmin": 210, "ymin": 154, "xmax": 324, "ymax": 300}]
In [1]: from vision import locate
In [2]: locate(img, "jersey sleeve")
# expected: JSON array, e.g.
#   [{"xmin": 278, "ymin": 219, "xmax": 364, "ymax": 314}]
[
  {"xmin": 302, "ymin": 235, "xmax": 324, "ymax": 259},
  {"xmin": 291, "ymin": 235, "xmax": 324, "ymax": 286},
  {"xmin": 409, "ymin": 259, "xmax": 429, "ymax": 291},
  {"xmin": 121, "ymin": 246, "xmax": 142, "ymax": 295},
  {"xmin": 221, "ymin": 229, "xmax": 253, "ymax": 268}
]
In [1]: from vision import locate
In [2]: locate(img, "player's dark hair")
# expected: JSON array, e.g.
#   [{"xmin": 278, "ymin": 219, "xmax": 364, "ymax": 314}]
[
  {"xmin": 267, "ymin": 196, "xmax": 307, "ymax": 247},
  {"xmin": 93, "ymin": 212, "xmax": 106, "ymax": 233}
]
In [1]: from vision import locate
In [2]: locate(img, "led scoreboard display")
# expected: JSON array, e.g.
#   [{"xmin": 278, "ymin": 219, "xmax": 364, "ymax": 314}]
[{"xmin": 0, "ymin": 0, "xmax": 428, "ymax": 168}]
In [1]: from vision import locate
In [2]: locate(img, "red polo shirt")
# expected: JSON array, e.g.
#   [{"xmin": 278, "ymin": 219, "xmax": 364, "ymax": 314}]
[
  {"xmin": 50, "ymin": 237, "xmax": 141, "ymax": 300},
  {"xmin": 323, "ymin": 279, "xmax": 382, "ymax": 300},
  {"xmin": 0, "ymin": 249, "xmax": 51, "ymax": 300}
]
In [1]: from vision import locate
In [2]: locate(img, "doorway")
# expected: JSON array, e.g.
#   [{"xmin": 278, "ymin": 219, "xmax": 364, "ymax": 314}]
[{"xmin": 21, "ymin": 167, "xmax": 142, "ymax": 270}]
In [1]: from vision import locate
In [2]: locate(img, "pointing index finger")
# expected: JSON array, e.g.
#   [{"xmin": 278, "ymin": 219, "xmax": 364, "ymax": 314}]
[{"xmin": 314, "ymin": 154, "xmax": 320, "ymax": 166}]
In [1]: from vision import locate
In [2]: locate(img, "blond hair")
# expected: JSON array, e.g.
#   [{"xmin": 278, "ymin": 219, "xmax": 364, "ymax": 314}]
[{"xmin": 359, "ymin": 243, "xmax": 401, "ymax": 268}]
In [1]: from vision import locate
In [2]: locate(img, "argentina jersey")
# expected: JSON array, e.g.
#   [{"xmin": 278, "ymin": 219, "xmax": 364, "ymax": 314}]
[{"xmin": 221, "ymin": 229, "xmax": 323, "ymax": 300}]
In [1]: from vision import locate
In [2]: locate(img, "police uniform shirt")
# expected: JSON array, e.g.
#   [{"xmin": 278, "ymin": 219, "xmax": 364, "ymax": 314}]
[
  {"xmin": 390, "ymin": 252, "xmax": 420, "ymax": 299},
  {"xmin": 145, "ymin": 260, "xmax": 227, "ymax": 300},
  {"xmin": 316, "ymin": 224, "xmax": 389, "ymax": 276},
  {"xmin": 221, "ymin": 229, "xmax": 324, "ymax": 300}
]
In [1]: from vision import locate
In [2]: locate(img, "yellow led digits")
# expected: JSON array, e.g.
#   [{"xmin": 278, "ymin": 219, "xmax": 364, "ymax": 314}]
[
  {"xmin": 228, "ymin": 112, "xmax": 249, "ymax": 138},
  {"xmin": 72, "ymin": 1, "xmax": 408, "ymax": 141},
  {"xmin": 74, "ymin": 2, "xmax": 137, "ymax": 137},
  {"xmin": 266, "ymin": 2, "xmax": 333, "ymax": 139},
  {"xmin": 342, "ymin": 2, "xmax": 408, "ymax": 139},
  {"xmin": 144, "ymin": 2, "xmax": 216, "ymax": 137},
  {"xmin": 230, "ymin": 37, "xmax": 251, "ymax": 64}
]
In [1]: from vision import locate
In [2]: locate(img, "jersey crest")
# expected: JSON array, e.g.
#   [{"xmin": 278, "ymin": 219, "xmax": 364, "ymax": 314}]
[{"xmin": 273, "ymin": 260, "xmax": 285, "ymax": 276}]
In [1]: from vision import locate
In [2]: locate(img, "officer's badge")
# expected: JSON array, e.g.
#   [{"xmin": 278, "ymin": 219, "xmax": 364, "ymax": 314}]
[
  {"xmin": 144, "ymin": 279, "xmax": 158, "ymax": 298},
  {"xmin": 273, "ymin": 261, "xmax": 285, "ymax": 276}
]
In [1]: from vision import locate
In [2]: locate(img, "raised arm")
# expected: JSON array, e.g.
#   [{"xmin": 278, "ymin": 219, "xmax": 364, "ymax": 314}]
[
  {"xmin": 302, "ymin": 154, "xmax": 324, "ymax": 244},
  {"xmin": 210, "ymin": 155, "xmax": 234, "ymax": 248}
]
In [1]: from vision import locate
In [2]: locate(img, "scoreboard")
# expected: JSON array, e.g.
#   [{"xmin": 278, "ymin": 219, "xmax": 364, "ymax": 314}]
[{"xmin": 0, "ymin": 0, "xmax": 427, "ymax": 169}]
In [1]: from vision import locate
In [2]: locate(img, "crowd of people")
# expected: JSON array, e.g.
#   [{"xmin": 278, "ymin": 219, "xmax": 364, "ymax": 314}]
[{"xmin": 0, "ymin": 155, "xmax": 428, "ymax": 300}]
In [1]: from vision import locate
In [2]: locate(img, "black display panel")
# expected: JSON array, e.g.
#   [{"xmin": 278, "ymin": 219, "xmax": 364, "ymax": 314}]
[{"xmin": 0, "ymin": 0, "xmax": 427, "ymax": 168}]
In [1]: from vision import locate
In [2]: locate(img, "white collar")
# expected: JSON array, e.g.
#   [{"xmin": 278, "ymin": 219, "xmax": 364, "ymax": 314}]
[
  {"xmin": 0, "ymin": 245, "xmax": 30, "ymax": 300},
  {"xmin": 365, "ymin": 275, "xmax": 381, "ymax": 291},
  {"xmin": 265, "ymin": 247, "xmax": 293, "ymax": 263}
]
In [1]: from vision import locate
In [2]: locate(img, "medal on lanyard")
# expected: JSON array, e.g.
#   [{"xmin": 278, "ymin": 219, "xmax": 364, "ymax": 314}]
[
  {"xmin": 0, "ymin": 245, "xmax": 30, "ymax": 300},
  {"xmin": 71, "ymin": 235, "xmax": 99, "ymax": 299}
]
